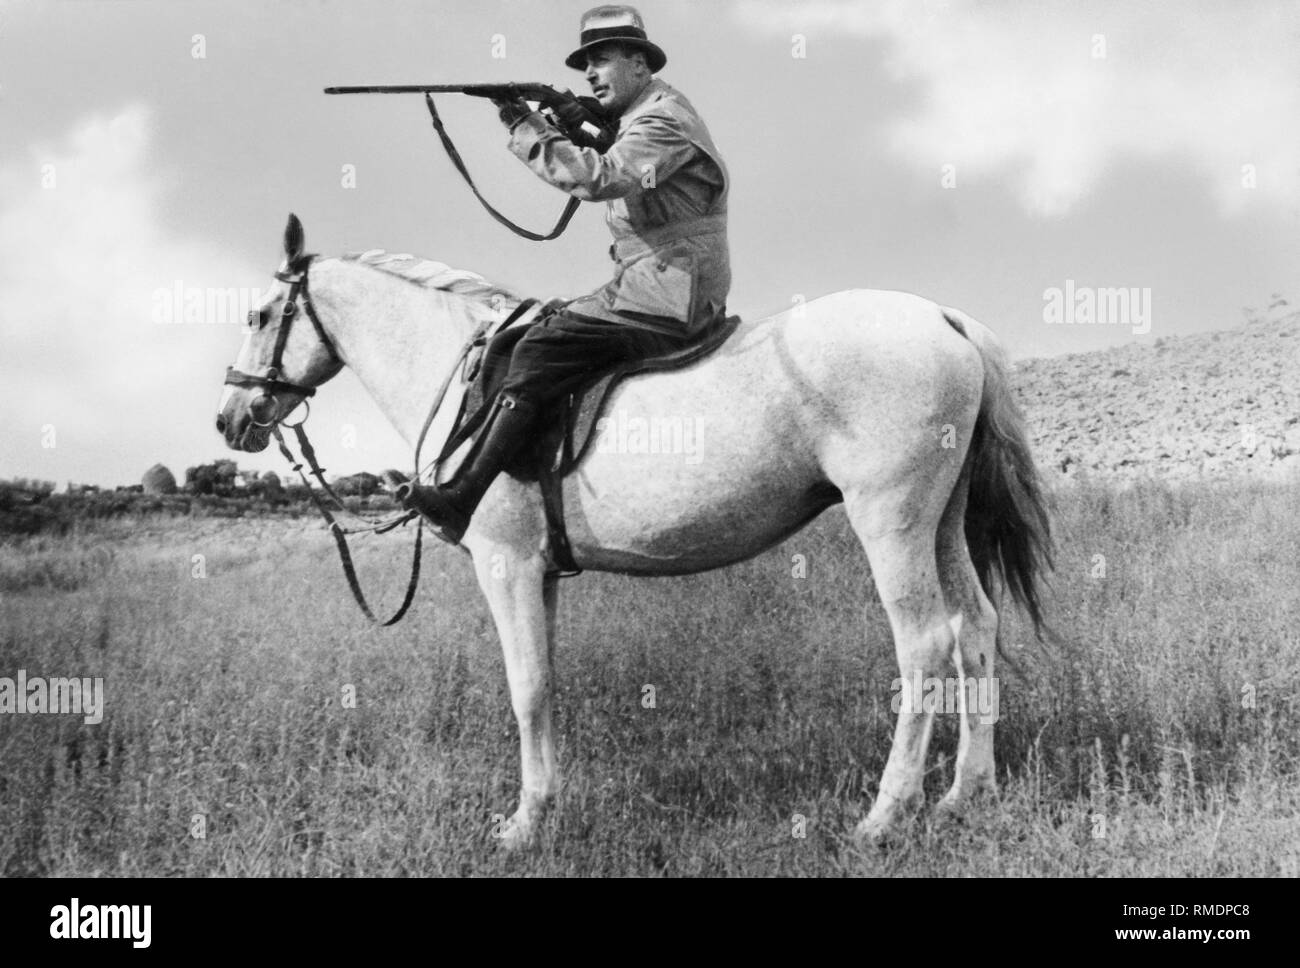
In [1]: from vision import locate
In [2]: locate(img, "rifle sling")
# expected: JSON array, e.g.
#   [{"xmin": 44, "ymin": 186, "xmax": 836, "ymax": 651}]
[{"xmin": 424, "ymin": 94, "xmax": 580, "ymax": 242}]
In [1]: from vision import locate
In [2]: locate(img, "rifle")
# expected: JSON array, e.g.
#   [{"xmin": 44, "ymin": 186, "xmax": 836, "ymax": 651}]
[
  {"xmin": 324, "ymin": 84, "xmax": 615, "ymax": 150},
  {"xmin": 325, "ymin": 83, "xmax": 616, "ymax": 242}
]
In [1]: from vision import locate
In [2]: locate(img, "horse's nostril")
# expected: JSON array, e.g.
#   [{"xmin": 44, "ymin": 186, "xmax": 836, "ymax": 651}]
[
  {"xmin": 215, "ymin": 414, "xmax": 226, "ymax": 433},
  {"xmin": 250, "ymin": 395, "xmax": 278, "ymax": 426}
]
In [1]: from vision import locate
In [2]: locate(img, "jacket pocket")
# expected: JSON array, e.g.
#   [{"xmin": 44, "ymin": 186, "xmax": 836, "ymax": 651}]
[{"xmin": 611, "ymin": 248, "xmax": 697, "ymax": 324}]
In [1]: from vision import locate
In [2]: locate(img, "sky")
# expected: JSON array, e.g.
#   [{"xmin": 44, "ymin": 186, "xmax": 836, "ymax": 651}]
[{"xmin": 1, "ymin": 0, "xmax": 1297, "ymax": 486}]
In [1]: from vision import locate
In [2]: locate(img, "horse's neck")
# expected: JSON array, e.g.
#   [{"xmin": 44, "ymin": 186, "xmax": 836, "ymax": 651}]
[{"xmin": 312, "ymin": 259, "xmax": 487, "ymax": 446}]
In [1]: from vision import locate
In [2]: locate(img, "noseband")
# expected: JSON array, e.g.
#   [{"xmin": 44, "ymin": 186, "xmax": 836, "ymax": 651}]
[{"xmin": 224, "ymin": 255, "xmax": 340, "ymax": 425}]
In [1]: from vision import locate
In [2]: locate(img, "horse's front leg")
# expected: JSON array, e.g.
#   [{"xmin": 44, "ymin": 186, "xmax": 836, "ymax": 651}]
[{"xmin": 471, "ymin": 543, "xmax": 559, "ymax": 849}]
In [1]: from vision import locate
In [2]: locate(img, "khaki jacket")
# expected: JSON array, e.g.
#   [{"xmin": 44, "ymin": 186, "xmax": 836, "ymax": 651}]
[{"xmin": 507, "ymin": 78, "xmax": 731, "ymax": 337}]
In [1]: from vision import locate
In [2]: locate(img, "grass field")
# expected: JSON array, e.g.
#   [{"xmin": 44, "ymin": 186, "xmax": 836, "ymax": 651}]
[{"xmin": 1, "ymin": 477, "xmax": 1297, "ymax": 876}]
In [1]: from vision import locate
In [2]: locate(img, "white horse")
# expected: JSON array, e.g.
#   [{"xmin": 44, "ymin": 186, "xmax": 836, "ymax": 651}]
[{"xmin": 217, "ymin": 214, "xmax": 1053, "ymax": 848}]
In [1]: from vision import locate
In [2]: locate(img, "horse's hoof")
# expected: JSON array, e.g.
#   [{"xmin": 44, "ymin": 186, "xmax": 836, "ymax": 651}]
[
  {"xmin": 853, "ymin": 816, "xmax": 900, "ymax": 850},
  {"xmin": 854, "ymin": 786, "xmax": 922, "ymax": 848},
  {"xmin": 495, "ymin": 812, "xmax": 539, "ymax": 850},
  {"xmin": 932, "ymin": 796, "xmax": 969, "ymax": 831},
  {"xmin": 936, "ymin": 782, "xmax": 996, "ymax": 821},
  {"xmin": 936, "ymin": 790, "xmax": 965, "ymax": 813}
]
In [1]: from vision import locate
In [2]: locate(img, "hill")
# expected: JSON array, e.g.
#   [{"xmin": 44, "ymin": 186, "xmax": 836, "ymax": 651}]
[{"xmin": 1013, "ymin": 304, "xmax": 1300, "ymax": 482}]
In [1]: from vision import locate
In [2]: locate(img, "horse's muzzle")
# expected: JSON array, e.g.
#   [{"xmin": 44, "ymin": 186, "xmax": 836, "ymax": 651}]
[{"xmin": 215, "ymin": 409, "xmax": 270, "ymax": 453}]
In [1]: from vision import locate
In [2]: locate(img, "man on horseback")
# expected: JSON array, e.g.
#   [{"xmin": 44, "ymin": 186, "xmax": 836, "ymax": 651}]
[{"xmin": 403, "ymin": 4, "xmax": 732, "ymax": 544}]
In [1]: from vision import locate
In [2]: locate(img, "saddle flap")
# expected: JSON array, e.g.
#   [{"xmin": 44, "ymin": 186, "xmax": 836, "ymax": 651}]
[
  {"xmin": 451, "ymin": 310, "xmax": 741, "ymax": 481},
  {"xmin": 440, "ymin": 309, "xmax": 742, "ymax": 576},
  {"xmin": 560, "ymin": 313, "xmax": 742, "ymax": 476}
]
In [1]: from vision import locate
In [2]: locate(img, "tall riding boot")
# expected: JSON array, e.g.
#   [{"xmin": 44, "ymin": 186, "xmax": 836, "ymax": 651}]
[{"xmin": 398, "ymin": 393, "xmax": 539, "ymax": 544}]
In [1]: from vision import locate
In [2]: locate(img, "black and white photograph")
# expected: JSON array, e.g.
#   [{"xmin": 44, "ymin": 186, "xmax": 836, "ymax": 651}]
[{"xmin": 0, "ymin": 0, "xmax": 1295, "ymax": 922}]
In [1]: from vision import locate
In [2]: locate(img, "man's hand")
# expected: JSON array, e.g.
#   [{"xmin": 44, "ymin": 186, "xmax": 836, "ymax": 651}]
[
  {"xmin": 491, "ymin": 96, "xmax": 532, "ymax": 130},
  {"xmin": 550, "ymin": 119, "xmax": 616, "ymax": 152},
  {"xmin": 536, "ymin": 102, "xmax": 613, "ymax": 152},
  {"xmin": 548, "ymin": 98, "xmax": 591, "ymax": 133}
]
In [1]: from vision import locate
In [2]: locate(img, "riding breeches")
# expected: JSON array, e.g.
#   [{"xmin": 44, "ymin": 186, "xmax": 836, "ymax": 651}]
[{"xmin": 497, "ymin": 311, "xmax": 693, "ymax": 407}]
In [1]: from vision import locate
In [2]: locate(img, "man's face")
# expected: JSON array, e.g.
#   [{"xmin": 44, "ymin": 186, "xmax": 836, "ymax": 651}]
[{"xmin": 584, "ymin": 44, "xmax": 649, "ymax": 115}]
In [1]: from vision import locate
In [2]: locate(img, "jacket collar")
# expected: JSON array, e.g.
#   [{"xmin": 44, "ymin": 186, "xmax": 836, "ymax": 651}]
[{"xmin": 617, "ymin": 77, "xmax": 670, "ymax": 131}]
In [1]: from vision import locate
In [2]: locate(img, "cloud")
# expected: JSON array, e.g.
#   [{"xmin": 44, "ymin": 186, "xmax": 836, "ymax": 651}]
[
  {"xmin": 734, "ymin": 0, "xmax": 1300, "ymax": 216},
  {"xmin": 0, "ymin": 106, "xmax": 263, "ymax": 484}
]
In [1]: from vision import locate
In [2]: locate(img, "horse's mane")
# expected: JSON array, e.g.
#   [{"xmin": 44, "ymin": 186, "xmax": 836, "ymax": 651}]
[{"xmin": 341, "ymin": 249, "xmax": 519, "ymax": 305}]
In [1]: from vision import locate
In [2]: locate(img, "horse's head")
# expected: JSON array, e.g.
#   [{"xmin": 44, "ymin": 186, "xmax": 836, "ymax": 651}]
[{"xmin": 216, "ymin": 213, "xmax": 344, "ymax": 452}]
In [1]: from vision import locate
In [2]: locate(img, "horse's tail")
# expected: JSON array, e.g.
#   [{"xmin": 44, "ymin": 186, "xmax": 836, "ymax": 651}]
[{"xmin": 942, "ymin": 307, "xmax": 1055, "ymax": 640}]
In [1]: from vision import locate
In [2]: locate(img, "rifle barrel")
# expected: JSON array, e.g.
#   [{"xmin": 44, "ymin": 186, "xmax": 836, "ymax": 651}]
[{"xmin": 324, "ymin": 84, "xmax": 550, "ymax": 95}]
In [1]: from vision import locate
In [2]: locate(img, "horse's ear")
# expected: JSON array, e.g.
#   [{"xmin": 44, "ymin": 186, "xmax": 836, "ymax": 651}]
[{"xmin": 283, "ymin": 213, "xmax": 305, "ymax": 263}]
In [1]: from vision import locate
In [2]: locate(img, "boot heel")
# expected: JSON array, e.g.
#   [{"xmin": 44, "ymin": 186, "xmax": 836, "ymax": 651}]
[{"xmin": 399, "ymin": 482, "xmax": 471, "ymax": 544}]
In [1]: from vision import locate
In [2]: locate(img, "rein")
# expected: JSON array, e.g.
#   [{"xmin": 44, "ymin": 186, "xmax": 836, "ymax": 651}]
[
  {"xmin": 272, "ymin": 422, "xmax": 424, "ymax": 626},
  {"xmin": 226, "ymin": 253, "xmax": 540, "ymax": 625}
]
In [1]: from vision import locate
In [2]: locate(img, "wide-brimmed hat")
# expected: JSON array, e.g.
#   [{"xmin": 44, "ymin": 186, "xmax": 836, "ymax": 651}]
[{"xmin": 565, "ymin": 5, "xmax": 667, "ymax": 73}]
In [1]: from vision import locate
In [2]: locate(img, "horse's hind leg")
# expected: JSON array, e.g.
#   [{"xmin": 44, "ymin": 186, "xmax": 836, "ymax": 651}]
[
  {"xmin": 934, "ymin": 462, "xmax": 1000, "ymax": 813},
  {"xmin": 843, "ymin": 488, "xmax": 958, "ymax": 844}
]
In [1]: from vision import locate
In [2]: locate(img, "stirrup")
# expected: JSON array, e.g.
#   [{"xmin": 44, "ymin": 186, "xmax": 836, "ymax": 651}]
[{"xmin": 396, "ymin": 482, "xmax": 470, "ymax": 545}]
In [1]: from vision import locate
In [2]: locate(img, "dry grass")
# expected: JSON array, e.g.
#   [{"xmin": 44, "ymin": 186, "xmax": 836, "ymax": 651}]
[{"xmin": 1, "ymin": 477, "xmax": 1297, "ymax": 876}]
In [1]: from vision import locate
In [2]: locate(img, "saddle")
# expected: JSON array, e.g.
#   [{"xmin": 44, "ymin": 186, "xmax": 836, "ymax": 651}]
[{"xmin": 434, "ymin": 302, "xmax": 742, "ymax": 576}]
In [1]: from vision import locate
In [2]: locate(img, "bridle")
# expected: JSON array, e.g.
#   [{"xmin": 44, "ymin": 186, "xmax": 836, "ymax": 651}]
[
  {"xmin": 219, "ymin": 251, "xmax": 542, "ymax": 627},
  {"xmin": 222, "ymin": 254, "xmax": 425, "ymax": 626},
  {"xmin": 223, "ymin": 254, "xmax": 340, "ymax": 426}
]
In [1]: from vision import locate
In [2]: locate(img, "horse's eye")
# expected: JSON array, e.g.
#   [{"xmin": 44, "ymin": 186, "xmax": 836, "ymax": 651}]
[{"xmin": 246, "ymin": 308, "xmax": 267, "ymax": 330}]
